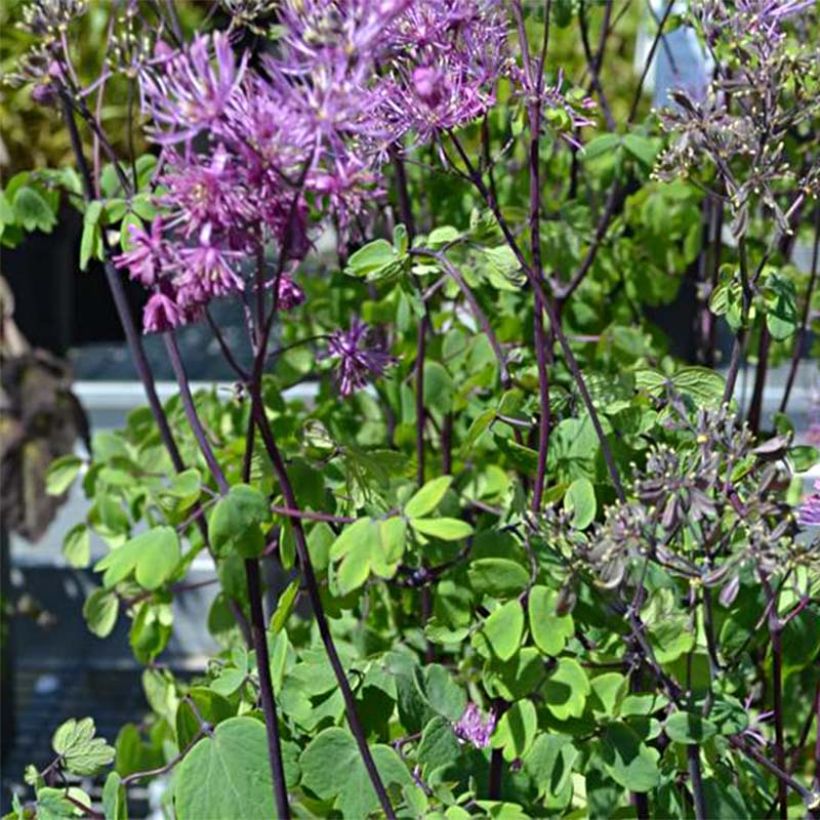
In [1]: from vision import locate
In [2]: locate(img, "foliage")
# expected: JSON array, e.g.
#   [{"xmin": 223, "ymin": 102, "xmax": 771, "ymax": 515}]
[{"xmin": 3, "ymin": 1, "xmax": 820, "ymax": 819}]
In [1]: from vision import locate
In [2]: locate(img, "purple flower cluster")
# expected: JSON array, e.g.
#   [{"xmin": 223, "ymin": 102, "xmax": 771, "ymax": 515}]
[
  {"xmin": 453, "ymin": 702, "xmax": 496, "ymax": 749},
  {"xmin": 113, "ymin": 3, "xmax": 512, "ymax": 338},
  {"xmin": 375, "ymin": 1, "xmax": 510, "ymax": 142},
  {"xmin": 798, "ymin": 480, "xmax": 820, "ymax": 527},
  {"xmin": 324, "ymin": 318, "xmax": 395, "ymax": 397}
]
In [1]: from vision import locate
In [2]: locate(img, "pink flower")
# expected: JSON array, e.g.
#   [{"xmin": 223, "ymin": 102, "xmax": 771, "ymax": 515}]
[
  {"xmin": 454, "ymin": 703, "xmax": 496, "ymax": 749},
  {"xmin": 143, "ymin": 292, "xmax": 184, "ymax": 333},
  {"xmin": 798, "ymin": 480, "xmax": 820, "ymax": 527},
  {"xmin": 113, "ymin": 217, "xmax": 165, "ymax": 287},
  {"xmin": 325, "ymin": 318, "xmax": 395, "ymax": 396},
  {"xmin": 276, "ymin": 275, "xmax": 305, "ymax": 311}
]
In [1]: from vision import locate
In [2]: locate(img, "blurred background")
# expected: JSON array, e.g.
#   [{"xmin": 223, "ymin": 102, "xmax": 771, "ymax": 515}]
[{"xmin": 0, "ymin": 0, "xmax": 817, "ymax": 815}]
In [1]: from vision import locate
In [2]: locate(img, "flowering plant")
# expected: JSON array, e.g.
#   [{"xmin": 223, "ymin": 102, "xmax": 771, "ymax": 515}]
[{"xmin": 3, "ymin": 1, "xmax": 819, "ymax": 818}]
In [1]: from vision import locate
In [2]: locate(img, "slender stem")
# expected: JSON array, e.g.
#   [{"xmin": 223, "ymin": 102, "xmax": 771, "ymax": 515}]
[
  {"xmin": 771, "ymin": 622, "xmax": 788, "ymax": 820},
  {"xmin": 446, "ymin": 132, "xmax": 624, "ymax": 500},
  {"xmin": 578, "ymin": 0, "xmax": 616, "ymax": 130},
  {"xmin": 245, "ymin": 557, "xmax": 291, "ymax": 819},
  {"xmin": 730, "ymin": 736, "xmax": 814, "ymax": 804},
  {"xmin": 687, "ymin": 745, "xmax": 708, "ymax": 820},
  {"xmin": 722, "ymin": 236, "xmax": 752, "ymax": 404},
  {"xmin": 250, "ymin": 395, "xmax": 396, "ymax": 819},
  {"xmin": 164, "ymin": 335, "xmax": 230, "ymax": 494},
  {"xmin": 488, "ymin": 747, "xmax": 504, "ymax": 800},
  {"xmin": 747, "ymin": 324, "xmax": 771, "ymax": 434},
  {"xmin": 415, "ymin": 316, "xmax": 429, "ymax": 485},
  {"xmin": 121, "ymin": 730, "xmax": 206, "ymax": 786},
  {"xmin": 164, "ymin": 334, "xmax": 289, "ymax": 817},
  {"xmin": 519, "ymin": 11, "xmax": 553, "ymax": 512},
  {"xmin": 780, "ymin": 206, "xmax": 820, "ymax": 414},
  {"xmin": 270, "ymin": 504, "xmax": 355, "ymax": 525}
]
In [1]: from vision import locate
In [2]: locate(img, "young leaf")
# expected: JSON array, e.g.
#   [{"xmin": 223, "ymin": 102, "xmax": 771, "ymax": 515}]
[
  {"xmin": 404, "ymin": 476, "xmax": 453, "ymax": 518},
  {"xmin": 209, "ymin": 484, "xmax": 269, "ymax": 558},
  {"xmin": 83, "ymin": 588, "xmax": 119, "ymax": 638},
  {"xmin": 63, "ymin": 523, "xmax": 91, "ymax": 568},
  {"xmin": 474, "ymin": 600, "xmax": 525, "ymax": 661},
  {"xmin": 664, "ymin": 711, "xmax": 718, "ymax": 744},
  {"xmin": 468, "ymin": 558, "xmax": 530, "ymax": 598},
  {"xmin": 46, "ymin": 454, "xmax": 83, "ymax": 496},
  {"xmin": 52, "ymin": 718, "xmax": 115, "ymax": 776},
  {"xmin": 564, "ymin": 477, "xmax": 596, "ymax": 529},
  {"xmin": 492, "ymin": 699, "xmax": 537, "ymax": 761},
  {"xmin": 411, "ymin": 517, "xmax": 473, "ymax": 541},
  {"xmin": 528, "ymin": 586, "xmax": 575, "ymax": 656}
]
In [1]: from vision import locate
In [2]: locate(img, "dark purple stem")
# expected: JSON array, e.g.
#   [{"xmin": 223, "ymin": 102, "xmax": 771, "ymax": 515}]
[
  {"xmin": 245, "ymin": 557, "xmax": 291, "ymax": 819},
  {"xmin": 164, "ymin": 334, "xmax": 290, "ymax": 819},
  {"xmin": 249, "ymin": 395, "xmax": 397, "ymax": 819},
  {"xmin": 780, "ymin": 206, "xmax": 820, "ymax": 414}
]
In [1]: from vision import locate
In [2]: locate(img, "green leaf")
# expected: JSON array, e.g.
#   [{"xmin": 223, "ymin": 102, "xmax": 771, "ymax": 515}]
[
  {"xmin": 622, "ymin": 134, "xmax": 658, "ymax": 167},
  {"xmin": 336, "ymin": 536, "xmax": 372, "ymax": 595},
  {"xmin": 564, "ymin": 477, "xmax": 596, "ymax": 529},
  {"xmin": 468, "ymin": 558, "xmax": 530, "ymax": 598},
  {"xmin": 601, "ymin": 722, "xmax": 661, "ymax": 793},
  {"xmin": 80, "ymin": 201, "xmax": 104, "ymax": 271},
  {"xmin": 46, "ymin": 454, "xmax": 82, "ymax": 496},
  {"xmin": 528, "ymin": 586, "xmax": 575, "ymax": 656},
  {"xmin": 672, "ymin": 367, "xmax": 725, "ymax": 407},
  {"xmin": 83, "ymin": 588, "xmax": 119, "ymax": 638},
  {"xmin": 474, "ymin": 600, "xmax": 525, "ymax": 661},
  {"xmin": 209, "ymin": 484, "xmax": 269, "ymax": 558},
  {"xmin": 300, "ymin": 727, "xmax": 412, "ymax": 817},
  {"xmin": 411, "ymin": 517, "xmax": 473, "ymax": 541},
  {"xmin": 582, "ymin": 133, "xmax": 622, "ymax": 161},
  {"xmin": 423, "ymin": 361, "xmax": 455, "ymax": 414},
  {"xmin": 13, "ymin": 186, "xmax": 57, "ymax": 233},
  {"xmin": 424, "ymin": 664, "xmax": 466, "ymax": 721},
  {"xmin": 405, "ymin": 476, "xmax": 453, "ymax": 518},
  {"xmin": 52, "ymin": 718, "xmax": 115, "ymax": 776},
  {"xmin": 210, "ymin": 668, "xmax": 246, "ymax": 697},
  {"xmin": 664, "ymin": 711, "xmax": 718, "ymax": 744},
  {"xmin": 426, "ymin": 226, "xmax": 461, "ymax": 248},
  {"xmin": 544, "ymin": 658, "xmax": 590, "ymax": 720},
  {"xmin": 270, "ymin": 579, "xmax": 299, "ymax": 633},
  {"xmin": 61, "ymin": 523, "xmax": 90, "ymax": 569},
  {"xmin": 344, "ymin": 238, "xmax": 407, "ymax": 282},
  {"xmin": 174, "ymin": 718, "xmax": 275, "ymax": 820},
  {"xmin": 418, "ymin": 716, "xmax": 461, "ymax": 775},
  {"xmin": 492, "ymin": 699, "xmax": 537, "ymax": 761},
  {"xmin": 102, "ymin": 772, "xmax": 126, "ymax": 820},
  {"xmin": 764, "ymin": 273, "xmax": 798, "ymax": 340},
  {"xmin": 524, "ymin": 734, "xmax": 578, "ymax": 800},
  {"xmin": 94, "ymin": 526, "xmax": 180, "ymax": 590}
]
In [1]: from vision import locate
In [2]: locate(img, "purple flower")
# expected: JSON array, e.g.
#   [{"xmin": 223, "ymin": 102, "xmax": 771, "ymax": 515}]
[
  {"xmin": 325, "ymin": 318, "xmax": 395, "ymax": 396},
  {"xmin": 140, "ymin": 33, "xmax": 247, "ymax": 144},
  {"xmin": 175, "ymin": 226, "xmax": 244, "ymax": 307},
  {"xmin": 113, "ymin": 217, "xmax": 165, "ymax": 287},
  {"xmin": 374, "ymin": 0, "xmax": 509, "ymax": 141},
  {"xmin": 143, "ymin": 292, "xmax": 184, "ymax": 333},
  {"xmin": 159, "ymin": 145, "xmax": 253, "ymax": 241},
  {"xmin": 453, "ymin": 703, "xmax": 496, "ymax": 749},
  {"xmin": 277, "ymin": 274, "xmax": 305, "ymax": 311},
  {"xmin": 798, "ymin": 480, "xmax": 820, "ymax": 527}
]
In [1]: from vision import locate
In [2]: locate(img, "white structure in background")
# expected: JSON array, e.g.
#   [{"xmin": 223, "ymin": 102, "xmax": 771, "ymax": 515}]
[{"xmin": 634, "ymin": 0, "xmax": 713, "ymax": 107}]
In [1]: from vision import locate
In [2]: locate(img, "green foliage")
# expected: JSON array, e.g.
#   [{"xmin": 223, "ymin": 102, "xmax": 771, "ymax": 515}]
[
  {"xmin": 51, "ymin": 718, "xmax": 115, "ymax": 776},
  {"xmin": 12, "ymin": 1, "xmax": 819, "ymax": 818}
]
